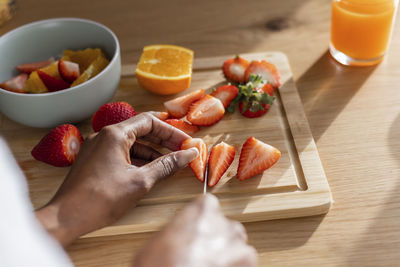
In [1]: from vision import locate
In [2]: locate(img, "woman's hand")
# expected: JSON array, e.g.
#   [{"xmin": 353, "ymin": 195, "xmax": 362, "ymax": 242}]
[
  {"xmin": 134, "ymin": 194, "xmax": 258, "ymax": 267},
  {"xmin": 36, "ymin": 113, "xmax": 198, "ymax": 247}
]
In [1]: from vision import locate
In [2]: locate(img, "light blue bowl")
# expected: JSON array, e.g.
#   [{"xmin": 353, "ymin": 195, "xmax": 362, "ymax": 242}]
[{"xmin": 0, "ymin": 18, "xmax": 121, "ymax": 128}]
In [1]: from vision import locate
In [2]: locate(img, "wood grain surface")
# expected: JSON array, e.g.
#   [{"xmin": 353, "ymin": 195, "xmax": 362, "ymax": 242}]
[{"xmin": 1, "ymin": 0, "xmax": 400, "ymax": 266}]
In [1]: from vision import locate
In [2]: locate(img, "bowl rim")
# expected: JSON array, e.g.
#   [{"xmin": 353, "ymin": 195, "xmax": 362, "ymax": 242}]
[{"xmin": 0, "ymin": 17, "xmax": 120, "ymax": 97}]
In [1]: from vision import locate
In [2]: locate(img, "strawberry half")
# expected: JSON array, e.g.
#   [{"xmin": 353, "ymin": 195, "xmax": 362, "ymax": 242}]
[
  {"xmin": 222, "ymin": 55, "xmax": 250, "ymax": 83},
  {"xmin": 181, "ymin": 138, "xmax": 208, "ymax": 182},
  {"xmin": 58, "ymin": 59, "xmax": 80, "ymax": 83},
  {"xmin": 16, "ymin": 57, "xmax": 55, "ymax": 74},
  {"xmin": 244, "ymin": 60, "xmax": 281, "ymax": 88},
  {"xmin": 31, "ymin": 124, "xmax": 84, "ymax": 167},
  {"xmin": 237, "ymin": 137, "xmax": 281, "ymax": 180},
  {"xmin": 164, "ymin": 89, "xmax": 205, "ymax": 118},
  {"xmin": 210, "ymin": 84, "xmax": 239, "ymax": 108},
  {"xmin": 0, "ymin": 73, "xmax": 28, "ymax": 93},
  {"xmin": 37, "ymin": 70, "xmax": 70, "ymax": 92},
  {"xmin": 92, "ymin": 102, "xmax": 136, "ymax": 132},
  {"xmin": 207, "ymin": 142, "xmax": 235, "ymax": 187},
  {"xmin": 149, "ymin": 111, "xmax": 169, "ymax": 121},
  {"xmin": 166, "ymin": 119, "xmax": 200, "ymax": 135},
  {"xmin": 187, "ymin": 95, "xmax": 225, "ymax": 126}
]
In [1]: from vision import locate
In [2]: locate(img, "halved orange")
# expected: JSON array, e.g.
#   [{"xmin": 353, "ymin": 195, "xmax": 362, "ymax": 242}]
[{"xmin": 136, "ymin": 44, "xmax": 194, "ymax": 95}]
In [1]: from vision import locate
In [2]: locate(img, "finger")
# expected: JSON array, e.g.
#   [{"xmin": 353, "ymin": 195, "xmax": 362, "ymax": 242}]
[
  {"xmin": 117, "ymin": 113, "xmax": 191, "ymax": 150},
  {"xmin": 230, "ymin": 220, "xmax": 248, "ymax": 242},
  {"xmin": 130, "ymin": 142, "xmax": 163, "ymax": 161},
  {"xmin": 139, "ymin": 147, "xmax": 199, "ymax": 185}
]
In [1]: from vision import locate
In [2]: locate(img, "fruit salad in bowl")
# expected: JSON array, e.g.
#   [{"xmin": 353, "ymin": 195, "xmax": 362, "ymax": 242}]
[{"xmin": 0, "ymin": 18, "xmax": 121, "ymax": 128}]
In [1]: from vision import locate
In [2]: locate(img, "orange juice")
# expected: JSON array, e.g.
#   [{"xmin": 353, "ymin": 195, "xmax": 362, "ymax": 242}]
[{"xmin": 330, "ymin": 0, "xmax": 397, "ymax": 65}]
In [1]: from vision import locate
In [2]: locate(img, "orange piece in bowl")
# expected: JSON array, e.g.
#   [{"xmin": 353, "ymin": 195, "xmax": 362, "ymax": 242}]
[
  {"xmin": 71, "ymin": 52, "xmax": 110, "ymax": 87},
  {"xmin": 24, "ymin": 61, "xmax": 60, "ymax": 93},
  {"xmin": 136, "ymin": 45, "xmax": 194, "ymax": 95}
]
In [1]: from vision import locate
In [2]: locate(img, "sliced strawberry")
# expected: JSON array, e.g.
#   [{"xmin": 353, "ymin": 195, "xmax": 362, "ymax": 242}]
[
  {"xmin": 207, "ymin": 142, "xmax": 235, "ymax": 187},
  {"xmin": 210, "ymin": 85, "xmax": 239, "ymax": 108},
  {"xmin": 187, "ymin": 95, "xmax": 225, "ymax": 126},
  {"xmin": 58, "ymin": 59, "xmax": 80, "ymax": 83},
  {"xmin": 166, "ymin": 119, "xmax": 200, "ymax": 135},
  {"xmin": 261, "ymin": 83, "xmax": 274, "ymax": 96},
  {"xmin": 222, "ymin": 55, "xmax": 250, "ymax": 83},
  {"xmin": 31, "ymin": 124, "xmax": 84, "ymax": 167},
  {"xmin": 164, "ymin": 89, "xmax": 205, "ymax": 118},
  {"xmin": 92, "ymin": 102, "xmax": 136, "ymax": 132},
  {"xmin": 244, "ymin": 60, "xmax": 281, "ymax": 88},
  {"xmin": 37, "ymin": 70, "xmax": 70, "ymax": 92},
  {"xmin": 149, "ymin": 111, "xmax": 169, "ymax": 121},
  {"xmin": 0, "ymin": 73, "xmax": 28, "ymax": 93},
  {"xmin": 16, "ymin": 57, "xmax": 55, "ymax": 74},
  {"xmin": 181, "ymin": 138, "xmax": 208, "ymax": 182},
  {"xmin": 237, "ymin": 137, "xmax": 280, "ymax": 180}
]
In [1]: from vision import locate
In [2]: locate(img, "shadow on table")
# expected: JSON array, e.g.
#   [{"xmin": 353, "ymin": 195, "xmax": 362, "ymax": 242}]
[
  {"xmin": 344, "ymin": 113, "xmax": 400, "ymax": 266},
  {"xmin": 245, "ymin": 214, "xmax": 324, "ymax": 253},
  {"xmin": 297, "ymin": 50, "xmax": 377, "ymax": 142}
]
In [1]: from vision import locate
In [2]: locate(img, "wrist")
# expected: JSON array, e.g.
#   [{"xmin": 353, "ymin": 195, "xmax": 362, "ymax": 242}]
[{"xmin": 35, "ymin": 201, "xmax": 78, "ymax": 247}]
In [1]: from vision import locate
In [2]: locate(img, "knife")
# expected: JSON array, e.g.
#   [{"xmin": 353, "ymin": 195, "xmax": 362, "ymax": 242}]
[{"xmin": 203, "ymin": 162, "xmax": 208, "ymax": 194}]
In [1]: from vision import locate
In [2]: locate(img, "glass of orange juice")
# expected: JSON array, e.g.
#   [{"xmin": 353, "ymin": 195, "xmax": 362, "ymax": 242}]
[{"xmin": 330, "ymin": 0, "xmax": 398, "ymax": 66}]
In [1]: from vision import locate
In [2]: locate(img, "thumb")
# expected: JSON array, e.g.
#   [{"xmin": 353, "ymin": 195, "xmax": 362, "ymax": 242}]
[{"xmin": 140, "ymin": 147, "xmax": 199, "ymax": 185}]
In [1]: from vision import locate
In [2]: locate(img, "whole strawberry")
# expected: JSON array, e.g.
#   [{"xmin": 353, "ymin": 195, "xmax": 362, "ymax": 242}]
[
  {"xmin": 31, "ymin": 124, "xmax": 84, "ymax": 167},
  {"xmin": 92, "ymin": 102, "xmax": 136, "ymax": 132}
]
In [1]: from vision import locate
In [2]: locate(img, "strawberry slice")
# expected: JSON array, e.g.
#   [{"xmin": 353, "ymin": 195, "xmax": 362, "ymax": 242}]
[
  {"xmin": 207, "ymin": 142, "xmax": 235, "ymax": 187},
  {"xmin": 164, "ymin": 89, "xmax": 205, "ymax": 118},
  {"xmin": 261, "ymin": 83, "xmax": 274, "ymax": 96},
  {"xmin": 237, "ymin": 137, "xmax": 281, "ymax": 180},
  {"xmin": 210, "ymin": 84, "xmax": 239, "ymax": 108},
  {"xmin": 0, "ymin": 73, "xmax": 28, "ymax": 93},
  {"xmin": 16, "ymin": 57, "xmax": 55, "ymax": 74},
  {"xmin": 58, "ymin": 59, "xmax": 80, "ymax": 83},
  {"xmin": 181, "ymin": 138, "xmax": 208, "ymax": 182},
  {"xmin": 31, "ymin": 124, "xmax": 84, "ymax": 167},
  {"xmin": 222, "ymin": 55, "xmax": 250, "ymax": 83},
  {"xmin": 244, "ymin": 60, "xmax": 281, "ymax": 88},
  {"xmin": 37, "ymin": 70, "xmax": 70, "ymax": 92},
  {"xmin": 166, "ymin": 119, "xmax": 200, "ymax": 135},
  {"xmin": 149, "ymin": 111, "xmax": 169, "ymax": 121},
  {"xmin": 187, "ymin": 95, "xmax": 225, "ymax": 126}
]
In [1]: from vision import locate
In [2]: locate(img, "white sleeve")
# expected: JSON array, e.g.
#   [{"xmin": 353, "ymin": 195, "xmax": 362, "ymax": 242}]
[{"xmin": 0, "ymin": 137, "xmax": 72, "ymax": 267}]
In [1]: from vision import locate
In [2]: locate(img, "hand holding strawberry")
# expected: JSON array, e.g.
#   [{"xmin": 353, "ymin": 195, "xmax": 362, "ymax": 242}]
[{"xmin": 35, "ymin": 113, "xmax": 199, "ymax": 247}]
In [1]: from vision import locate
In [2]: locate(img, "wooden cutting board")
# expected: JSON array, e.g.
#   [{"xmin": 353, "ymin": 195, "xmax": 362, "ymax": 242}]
[{"xmin": 0, "ymin": 52, "xmax": 332, "ymax": 238}]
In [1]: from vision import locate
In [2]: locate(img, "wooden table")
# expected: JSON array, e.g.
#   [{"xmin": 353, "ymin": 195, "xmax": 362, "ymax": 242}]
[{"xmin": 1, "ymin": 0, "xmax": 400, "ymax": 266}]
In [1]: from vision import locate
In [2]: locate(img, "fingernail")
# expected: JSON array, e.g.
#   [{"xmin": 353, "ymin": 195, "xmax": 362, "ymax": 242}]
[{"xmin": 188, "ymin": 147, "xmax": 199, "ymax": 158}]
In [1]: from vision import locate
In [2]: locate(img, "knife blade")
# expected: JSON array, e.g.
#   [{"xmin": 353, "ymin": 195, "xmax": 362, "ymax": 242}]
[{"xmin": 203, "ymin": 163, "xmax": 208, "ymax": 194}]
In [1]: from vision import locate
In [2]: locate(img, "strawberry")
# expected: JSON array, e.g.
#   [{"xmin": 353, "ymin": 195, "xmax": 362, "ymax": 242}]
[
  {"xmin": 228, "ymin": 74, "xmax": 275, "ymax": 118},
  {"xmin": 0, "ymin": 73, "xmax": 28, "ymax": 93},
  {"xmin": 166, "ymin": 119, "xmax": 200, "ymax": 135},
  {"xmin": 261, "ymin": 83, "xmax": 274, "ymax": 96},
  {"xmin": 16, "ymin": 57, "xmax": 55, "ymax": 74},
  {"xmin": 58, "ymin": 59, "xmax": 80, "ymax": 83},
  {"xmin": 237, "ymin": 137, "xmax": 281, "ymax": 180},
  {"xmin": 210, "ymin": 84, "xmax": 239, "ymax": 108},
  {"xmin": 187, "ymin": 95, "xmax": 225, "ymax": 126},
  {"xmin": 222, "ymin": 55, "xmax": 250, "ymax": 83},
  {"xmin": 149, "ymin": 111, "xmax": 169, "ymax": 121},
  {"xmin": 207, "ymin": 142, "xmax": 235, "ymax": 187},
  {"xmin": 244, "ymin": 60, "xmax": 281, "ymax": 88},
  {"xmin": 164, "ymin": 89, "xmax": 205, "ymax": 118},
  {"xmin": 37, "ymin": 70, "xmax": 70, "ymax": 92},
  {"xmin": 31, "ymin": 124, "xmax": 84, "ymax": 167},
  {"xmin": 92, "ymin": 102, "xmax": 136, "ymax": 132},
  {"xmin": 181, "ymin": 138, "xmax": 208, "ymax": 182}
]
